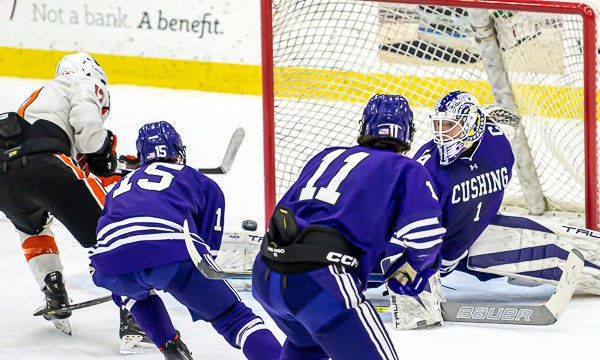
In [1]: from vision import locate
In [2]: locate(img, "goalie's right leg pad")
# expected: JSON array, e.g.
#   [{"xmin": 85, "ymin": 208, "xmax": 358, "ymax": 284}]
[{"xmin": 467, "ymin": 223, "xmax": 600, "ymax": 295}]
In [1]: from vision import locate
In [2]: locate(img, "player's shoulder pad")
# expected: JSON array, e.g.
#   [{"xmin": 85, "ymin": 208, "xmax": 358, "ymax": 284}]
[{"xmin": 61, "ymin": 74, "xmax": 108, "ymax": 106}]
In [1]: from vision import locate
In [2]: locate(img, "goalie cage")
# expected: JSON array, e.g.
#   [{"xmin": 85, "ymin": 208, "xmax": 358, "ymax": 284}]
[{"xmin": 260, "ymin": 0, "xmax": 600, "ymax": 230}]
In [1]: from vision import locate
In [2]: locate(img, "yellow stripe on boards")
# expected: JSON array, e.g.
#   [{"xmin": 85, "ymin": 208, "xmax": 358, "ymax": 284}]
[
  {"xmin": 1, "ymin": 47, "xmax": 597, "ymax": 120},
  {"xmin": 0, "ymin": 47, "xmax": 262, "ymax": 95}
]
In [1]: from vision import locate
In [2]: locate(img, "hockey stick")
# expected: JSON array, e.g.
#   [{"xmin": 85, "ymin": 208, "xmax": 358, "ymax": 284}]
[
  {"xmin": 115, "ymin": 127, "xmax": 245, "ymax": 176},
  {"xmin": 183, "ymin": 219, "xmax": 253, "ymax": 280},
  {"xmin": 33, "ymin": 295, "xmax": 113, "ymax": 317},
  {"xmin": 371, "ymin": 249, "xmax": 583, "ymax": 325},
  {"xmin": 185, "ymin": 224, "xmax": 582, "ymax": 325},
  {"xmin": 441, "ymin": 249, "xmax": 583, "ymax": 325},
  {"xmin": 197, "ymin": 127, "xmax": 245, "ymax": 174}
]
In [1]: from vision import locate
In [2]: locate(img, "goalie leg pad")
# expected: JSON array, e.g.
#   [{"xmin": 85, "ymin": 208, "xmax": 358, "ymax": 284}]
[
  {"xmin": 467, "ymin": 223, "xmax": 600, "ymax": 295},
  {"xmin": 216, "ymin": 230, "xmax": 262, "ymax": 290},
  {"xmin": 389, "ymin": 271, "xmax": 444, "ymax": 330}
]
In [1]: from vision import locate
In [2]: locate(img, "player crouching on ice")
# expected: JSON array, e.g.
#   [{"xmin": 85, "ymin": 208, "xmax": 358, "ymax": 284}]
[
  {"xmin": 88, "ymin": 121, "xmax": 282, "ymax": 360},
  {"xmin": 252, "ymin": 94, "xmax": 445, "ymax": 360}
]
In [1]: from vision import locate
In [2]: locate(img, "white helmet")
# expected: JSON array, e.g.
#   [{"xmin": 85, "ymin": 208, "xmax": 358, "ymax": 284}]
[{"xmin": 56, "ymin": 52, "xmax": 108, "ymax": 85}]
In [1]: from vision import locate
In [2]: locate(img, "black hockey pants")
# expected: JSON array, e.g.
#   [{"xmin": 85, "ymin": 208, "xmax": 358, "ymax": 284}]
[{"xmin": 0, "ymin": 153, "xmax": 106, "ymax": 247}]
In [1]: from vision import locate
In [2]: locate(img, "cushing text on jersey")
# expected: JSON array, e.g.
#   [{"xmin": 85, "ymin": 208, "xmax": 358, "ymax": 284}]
[{"xmin": 451, "ymin": 167, "xmax": 509, "ymax": 204}]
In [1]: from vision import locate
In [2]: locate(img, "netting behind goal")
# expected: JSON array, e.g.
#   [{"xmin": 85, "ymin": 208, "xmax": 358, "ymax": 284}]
[{"xmin": 261, "ymin": 0, "xmax": 599, "ymax": 228}]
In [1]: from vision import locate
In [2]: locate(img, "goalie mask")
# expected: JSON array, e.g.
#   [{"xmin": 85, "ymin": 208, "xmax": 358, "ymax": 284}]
[
  {"xmin": 136, "ymin": 121, "xmax": 186, "ymax": 165},
  {"xmin": 360, "ymin": 94, "xmax": 415, "ymax": 147},
  {"xmin": 430, "ymin": 91, "xmax": 486, "ymax": 166}
]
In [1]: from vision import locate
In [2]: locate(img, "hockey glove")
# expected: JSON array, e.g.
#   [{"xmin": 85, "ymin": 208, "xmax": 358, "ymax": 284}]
[
  {"xmin": 118, "ymin": 154, "xmax": 140, "ymax": 171},
  {"xmin": 384, "ymin": 254, "xmax": 441, "ymax": 297},
  {"xmin": 87, "ymin": 130, "xmax": 117, "ymax": 177},
  {"xmin": 95, "ymin": 155, "xmax": 140, "ymax": 187}
]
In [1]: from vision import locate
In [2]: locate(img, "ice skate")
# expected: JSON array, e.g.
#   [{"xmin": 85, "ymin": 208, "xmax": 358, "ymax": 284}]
[
  {"xmin": 119, "ymin": 306, "xmax": 157, "ymax": 354},
  {"xmin": 160, "ymin": 331, "xmax": 193, "ymax": 360},
  {"xmin": 39, "ymin": 271, "xmax": 72, "ymax": 335}
]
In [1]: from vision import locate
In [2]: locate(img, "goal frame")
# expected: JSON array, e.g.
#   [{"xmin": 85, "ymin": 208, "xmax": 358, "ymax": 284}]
[{"xmin": 260, "ymin": 0, "xmax": 598, "ymax": 229}]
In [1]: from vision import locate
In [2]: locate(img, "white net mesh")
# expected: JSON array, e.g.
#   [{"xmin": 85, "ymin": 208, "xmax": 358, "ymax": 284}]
[{"xmin": 268, "ymin": 0, "xmax": 599, "ymax": 224}]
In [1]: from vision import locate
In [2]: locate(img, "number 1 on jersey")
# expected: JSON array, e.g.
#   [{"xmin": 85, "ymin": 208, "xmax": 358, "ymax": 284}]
[{"xmin": 299, "ymin": 150, "xmax": 370, "ymax": 205}]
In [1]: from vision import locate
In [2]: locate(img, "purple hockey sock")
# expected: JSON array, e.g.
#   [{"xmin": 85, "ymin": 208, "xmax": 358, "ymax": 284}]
[
  {"xmin": 210, "ymin": 302, "xmax": 282, "ymax": 359},
  {"xmin": 242, "ymin": 328, "xmax": 282, "ymax": 360},
  {"xmin": 129, "ymin": 294, "xmax": 177, "ymax": 346}
]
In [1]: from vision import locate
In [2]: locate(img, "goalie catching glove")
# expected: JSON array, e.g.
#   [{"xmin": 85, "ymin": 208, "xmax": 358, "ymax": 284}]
[{"xmin": 384, "ymin": 254, "xmax": 441, "ymax": 296}]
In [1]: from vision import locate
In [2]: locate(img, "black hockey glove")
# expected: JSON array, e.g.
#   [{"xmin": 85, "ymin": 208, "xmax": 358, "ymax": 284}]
[
  {"xmin": 119, "ymin": 154, "xmax": 140, "ymax": 171},
  {"xmin": 87, "ymin": 130, "xmax": 117, "ymax": 177}
]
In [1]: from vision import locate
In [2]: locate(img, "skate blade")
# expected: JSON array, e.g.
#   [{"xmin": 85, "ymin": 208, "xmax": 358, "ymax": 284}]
[
  {"xmin": 52, "ymin": 319, "xmax": 72, "ymax": 336},
  {"xmin": 119, "ymin": 335, "xmax": 157, "ymax": 355}
]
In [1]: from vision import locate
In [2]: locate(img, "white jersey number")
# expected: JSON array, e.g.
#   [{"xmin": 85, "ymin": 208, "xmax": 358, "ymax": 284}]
[
  {"xmin": 113, "ymin": 163, "xmax": 185, "ymax": 198},
  {"xmin": 299, "ymin": 150, "xmax": 370, "ymax": 205}
]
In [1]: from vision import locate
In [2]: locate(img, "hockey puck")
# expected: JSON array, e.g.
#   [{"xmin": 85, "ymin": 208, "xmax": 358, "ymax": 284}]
[{"xmin": 242, "ymin": 220, "xmax": 258, "ymax": 231}]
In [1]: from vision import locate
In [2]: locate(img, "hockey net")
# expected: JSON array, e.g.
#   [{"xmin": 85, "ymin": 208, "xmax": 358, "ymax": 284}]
[{"xmin": 261, "ymin": 0, "xmax": 600, "ymax": 229}]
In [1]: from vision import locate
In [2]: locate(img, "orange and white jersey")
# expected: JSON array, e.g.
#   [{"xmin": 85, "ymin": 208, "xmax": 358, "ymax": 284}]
[{"xmin": 17, "ymin": 73, "xmax": 109, "ymax": 157}]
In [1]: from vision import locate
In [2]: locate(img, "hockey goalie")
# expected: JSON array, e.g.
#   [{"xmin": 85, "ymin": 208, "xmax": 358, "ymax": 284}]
[{"xmin": 383, "ymin": 91, "xmax": 600, "ymax": 330}]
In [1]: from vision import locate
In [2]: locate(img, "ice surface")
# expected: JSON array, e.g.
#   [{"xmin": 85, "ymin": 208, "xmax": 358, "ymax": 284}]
[{"xmin": 0, "ymin": 77, "xmax": 598, "ymax": 359}]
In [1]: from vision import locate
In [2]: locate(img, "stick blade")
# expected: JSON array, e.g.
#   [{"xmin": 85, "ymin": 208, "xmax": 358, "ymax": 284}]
[
  {"xmin": 441, "ymin": 302, "xmax": 557, "ymax": 325},
  {"xmin": 441, "ymin": 249, "xmax": 584, "ymax": 326},
  {"xmin": 197, "ymin": 127, "xmax": 245, "ymax": 174},
  {"xmin": 197, "ymin": 261, "xmax": 252, "ymax": 280}
]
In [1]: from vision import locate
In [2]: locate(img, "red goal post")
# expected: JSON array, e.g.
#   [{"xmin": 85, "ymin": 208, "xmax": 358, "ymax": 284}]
[{"xmin": 261, "ymin": 0, "xmax": 598, "ymax": 229}]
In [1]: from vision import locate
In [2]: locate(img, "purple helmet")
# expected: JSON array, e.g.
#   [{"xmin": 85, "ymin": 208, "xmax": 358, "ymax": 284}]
[
  {"xmin": 136, "ymin": 121, "xmax": 186, "ymax": 165},
  {"xmin": 360, "ymin": 94, "xmax": 415, "ymax": 146}
]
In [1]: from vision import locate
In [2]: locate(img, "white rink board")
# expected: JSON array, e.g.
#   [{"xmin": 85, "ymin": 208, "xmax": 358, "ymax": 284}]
[{"xmin": 0, "ymin": 0, "xmax": 261, "ymax": 64}]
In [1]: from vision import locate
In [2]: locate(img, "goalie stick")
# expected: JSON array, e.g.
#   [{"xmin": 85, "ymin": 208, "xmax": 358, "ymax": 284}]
[
  {"xmin": 115, "ymin": 127, "xmax": 245, "ymax": 176},
  {"xmin": 373, "ymin": 249, "xmax": 583, "ymax": 325},
  {"xmin": 33, "ymin": 295, "xmax": 112, "ymax": 317},
  {"xmin": 441, "ymin": 249, "xmax": 583, "ymax": 325},
  {"xmin": 185, "ymin": 223, "xmax": 583, "ymax": 326},
  {"xmin": 184, "ymin": 211, "xmax": 584, "ymax": 325}
]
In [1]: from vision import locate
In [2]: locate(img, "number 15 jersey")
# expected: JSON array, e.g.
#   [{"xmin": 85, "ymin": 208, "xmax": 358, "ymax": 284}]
[{"xmin": 89, "ymin": 162, "xmax": 225, "ymax": 275}]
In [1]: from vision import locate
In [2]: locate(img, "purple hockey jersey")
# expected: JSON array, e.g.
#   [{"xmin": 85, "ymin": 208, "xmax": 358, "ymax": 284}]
[
  {"xmin": 277, "ymin": 145, "xmax": 445, "ymax": 289},
  {"xmin": 89, "ymin": 162, "xmax": 225, "ymax": 275},
  {"xmin": 413, "ymin": 123, "xmax": 514, "ymax": 271}
]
